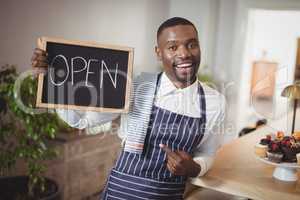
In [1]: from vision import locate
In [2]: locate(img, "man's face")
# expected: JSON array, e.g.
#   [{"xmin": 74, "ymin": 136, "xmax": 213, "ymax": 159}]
[{"xmin": 156, "ymin": 24, "xmax": 201, "ymax": 87}]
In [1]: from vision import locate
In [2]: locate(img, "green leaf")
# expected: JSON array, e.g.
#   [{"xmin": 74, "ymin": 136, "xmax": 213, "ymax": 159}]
[
  {"xmin": 32, "ymin": 133, "xmax": 38, "ymax": 141},
  {"xmin": 39, "ymin": 142, "xmax": 46, "ymax": 150}
]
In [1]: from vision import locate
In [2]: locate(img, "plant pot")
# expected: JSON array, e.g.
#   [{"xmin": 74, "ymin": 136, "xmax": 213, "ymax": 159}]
[{"xmin": 0, "ymin": 176, "xmax": 61, "ymax": 200}]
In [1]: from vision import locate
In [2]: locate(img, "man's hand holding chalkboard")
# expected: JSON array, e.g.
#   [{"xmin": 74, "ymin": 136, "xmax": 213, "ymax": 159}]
[{"xmin": 31, "ymin": 48, "xmax": 48, "ymax": 72}]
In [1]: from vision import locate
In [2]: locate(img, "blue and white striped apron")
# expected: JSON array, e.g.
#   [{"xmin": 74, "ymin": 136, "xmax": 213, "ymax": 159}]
[{"xmin": 101, "ymin": 83, "xmax": 206, "ymax": 200}]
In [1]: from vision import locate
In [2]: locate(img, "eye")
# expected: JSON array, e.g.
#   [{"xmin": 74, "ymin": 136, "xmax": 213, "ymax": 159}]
[
  {"xmin": 168, "ymin": 45, "xmax": 177, "ymax": 51},
  {"xmin": 187, "ymin": 42, "xmax": 199, "ymax": 49}
]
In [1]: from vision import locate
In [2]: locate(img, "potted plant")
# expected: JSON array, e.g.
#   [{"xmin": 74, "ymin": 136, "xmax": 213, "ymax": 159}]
[{"xmin": 0, "ymin": 64, "xmax": 63, "ymax": 200}]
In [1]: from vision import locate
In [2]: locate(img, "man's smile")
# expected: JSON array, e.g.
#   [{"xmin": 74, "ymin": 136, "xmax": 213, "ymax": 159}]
[
  {"xmin": 173, "ymin": 61, "xmax": 195, "ymax": 75},
  {"xmin": 175, "ymin": 62, "xmax": 193, "ymax": 68},
  {"xmin": 174, "ymin": 60, "xmax": 194, "ymax": 68}
]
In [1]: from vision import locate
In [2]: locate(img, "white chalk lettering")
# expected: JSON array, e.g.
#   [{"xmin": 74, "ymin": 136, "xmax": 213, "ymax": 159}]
[
  {"xmin": 71, "ymin": 56, "xmax": 87, "ymax": 85},
  {"xmin": 49, "ymin": 55, "xmax": 69, "ymax": 86},
  {"xmin": 50, "ymin": 55, "xmax": 119, "ymax": 89},
  {"xmin": 86, "ymin": 59, "xmax": 97, "ymax": 88},
  {"xmin": 100, "ymin": 60, "xmax": 118, "ymax": 89}
]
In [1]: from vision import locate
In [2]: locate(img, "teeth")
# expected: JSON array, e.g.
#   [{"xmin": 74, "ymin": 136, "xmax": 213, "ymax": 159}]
[{"xmin": 176, "ymin": 63, "xmax": 192, "ymax": 68}]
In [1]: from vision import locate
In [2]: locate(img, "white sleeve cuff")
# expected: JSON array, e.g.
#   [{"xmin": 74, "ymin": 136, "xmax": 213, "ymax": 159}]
[
  {"xmin": 55, "ymin": 109, "xmax": 119, "ymax": 130},
  {"xmin": 56, "ymin": 109, "xmax": 87, "ymax": 129}
]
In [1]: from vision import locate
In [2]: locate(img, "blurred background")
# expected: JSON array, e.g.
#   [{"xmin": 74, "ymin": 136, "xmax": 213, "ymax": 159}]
[
  {"xmin": 1, "ymin": 0, "xmax": 300, "ymax": 199},
  {"xmin": 2, "ymin": 0, "xmax": 300, "ymax": 141}
]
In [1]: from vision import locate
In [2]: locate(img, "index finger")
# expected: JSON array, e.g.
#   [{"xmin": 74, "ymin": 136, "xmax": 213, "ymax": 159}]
[
  {"xmin": 159, "ymin": 144, "xmax": 172, "ymax": 154},
  {"xmin": 159, "ymin": 144, "xmax": 180, "ymax": 159},
  {"xmin": 160, "ymin": 144, "xmax": 184, "ymax": 166}
]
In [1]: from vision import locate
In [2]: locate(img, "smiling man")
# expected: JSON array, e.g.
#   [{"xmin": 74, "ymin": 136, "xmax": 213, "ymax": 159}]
[
  {"xmin": 99, "ymin": 17, "xmax": 225, "ymax": 200},
  {"xmin": 32, "ymin": 17, "xmax": 225, "ymax": 200}
]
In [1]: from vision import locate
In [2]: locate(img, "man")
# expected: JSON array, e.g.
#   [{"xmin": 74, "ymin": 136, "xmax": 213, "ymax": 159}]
[{"xmin": 32, "ymin": 17, "xmax": 225, "ymax": 200}]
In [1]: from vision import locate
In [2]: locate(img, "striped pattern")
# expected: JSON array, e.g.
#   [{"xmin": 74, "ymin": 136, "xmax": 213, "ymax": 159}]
[
  {"xmin": 124, "ymin": 73, "xmax": 160, "ymax": 154},
  {"xmin": 104, "ymin": 169, "xmax": 185, "ymax": 200},
  {"xmin": 101, "ymin": 83, "xmax": 206, "ymax": 200}
]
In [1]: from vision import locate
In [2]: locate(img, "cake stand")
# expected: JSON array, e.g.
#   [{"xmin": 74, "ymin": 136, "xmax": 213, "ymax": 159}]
[{"xmin": 256, "ymin": 156, "xmax": 300, "ymax": 182}]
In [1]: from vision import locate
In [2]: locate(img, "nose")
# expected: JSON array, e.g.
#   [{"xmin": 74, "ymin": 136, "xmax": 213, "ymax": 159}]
[{"xmin": 177, "ymin": 46, "xmax": 191, "ymax": 59}]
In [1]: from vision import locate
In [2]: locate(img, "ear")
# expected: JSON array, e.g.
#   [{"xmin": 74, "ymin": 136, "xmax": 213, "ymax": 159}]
[{"xmin": 155, "ymin": 46, "xmax": 162, "ymax": 61}]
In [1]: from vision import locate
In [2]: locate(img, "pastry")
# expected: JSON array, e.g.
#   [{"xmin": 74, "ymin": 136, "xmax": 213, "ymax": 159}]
[
  {"xmin": 255, "ymin": 135, "xmax": 271, "ymax": 158},
  {"xmin": 276, "ymin": 131, "xmax": 284, "ymax": 141},
  {"xmin": 255, "ymin": 143, "xmax": 268, "ymax": 158},
  {"xmin": 281, "ymin": 137, "xmax": 300, "ymax": 162},
  {"xmin": 292, "ymin": 131, "xmax": 300, "ymax": 141},
  {"xmin": 267, "ymin": 141, "xmax": 283, "ymax": 163}
]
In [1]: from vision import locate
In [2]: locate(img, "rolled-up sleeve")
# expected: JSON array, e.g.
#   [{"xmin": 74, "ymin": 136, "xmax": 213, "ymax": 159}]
[{"xmin": 193, "ymin": 92, "xmax": 226, "ymax": 177}]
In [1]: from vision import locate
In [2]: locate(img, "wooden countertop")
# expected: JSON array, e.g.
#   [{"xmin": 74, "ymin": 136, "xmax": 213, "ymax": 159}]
[{"xmin": 191, "ymin": 112, "xmax": 300, "ymax": 200}]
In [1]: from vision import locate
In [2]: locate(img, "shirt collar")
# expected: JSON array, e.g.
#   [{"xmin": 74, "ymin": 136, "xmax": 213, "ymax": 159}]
[{"xmin": 157, "ymin": 72, "xmax": 198, "ymax": 97}]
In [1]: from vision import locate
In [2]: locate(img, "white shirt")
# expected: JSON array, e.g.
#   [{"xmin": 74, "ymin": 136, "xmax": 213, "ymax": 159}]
[
  {"xmin": 155, "ymin": 73, "xmax": 201, "ymax": 117},
  {"xmin": 56, "ymin": 72, "xmax": 226, "ymax": 177}
]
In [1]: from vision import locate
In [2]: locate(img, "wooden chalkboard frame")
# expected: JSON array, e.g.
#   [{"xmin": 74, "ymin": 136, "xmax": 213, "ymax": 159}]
[{"xmin": 36, "ymin": 37, "xmax": 134, "ymax": 113}]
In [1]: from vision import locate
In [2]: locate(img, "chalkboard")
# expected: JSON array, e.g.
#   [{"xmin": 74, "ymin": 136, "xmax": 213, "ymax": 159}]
[{"xmin": 36, "ymin": 37, "xmax": 133, "ymax": 113}]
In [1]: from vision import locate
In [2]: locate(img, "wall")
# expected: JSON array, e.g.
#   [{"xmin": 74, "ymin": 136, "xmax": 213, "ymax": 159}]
[
  {"xmin": 168, "ymin": 0, "xmax": 219, "ymax": 72},
  {"xmin": 0, "ymin": 0, "xmax": 221, "ymax": 76},
  {"xmin": 213, "ymin": 0, "xmax": 238, "ymax": 84},
  {"xmin": 0, "ymin": 0, "xmax": 170, "ymax": 74}
]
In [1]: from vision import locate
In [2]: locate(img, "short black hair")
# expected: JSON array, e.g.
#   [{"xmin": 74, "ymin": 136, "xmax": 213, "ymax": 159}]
[{"xmin": 157, "ymin": 17, "xmax": 198, "ymax": 41}]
